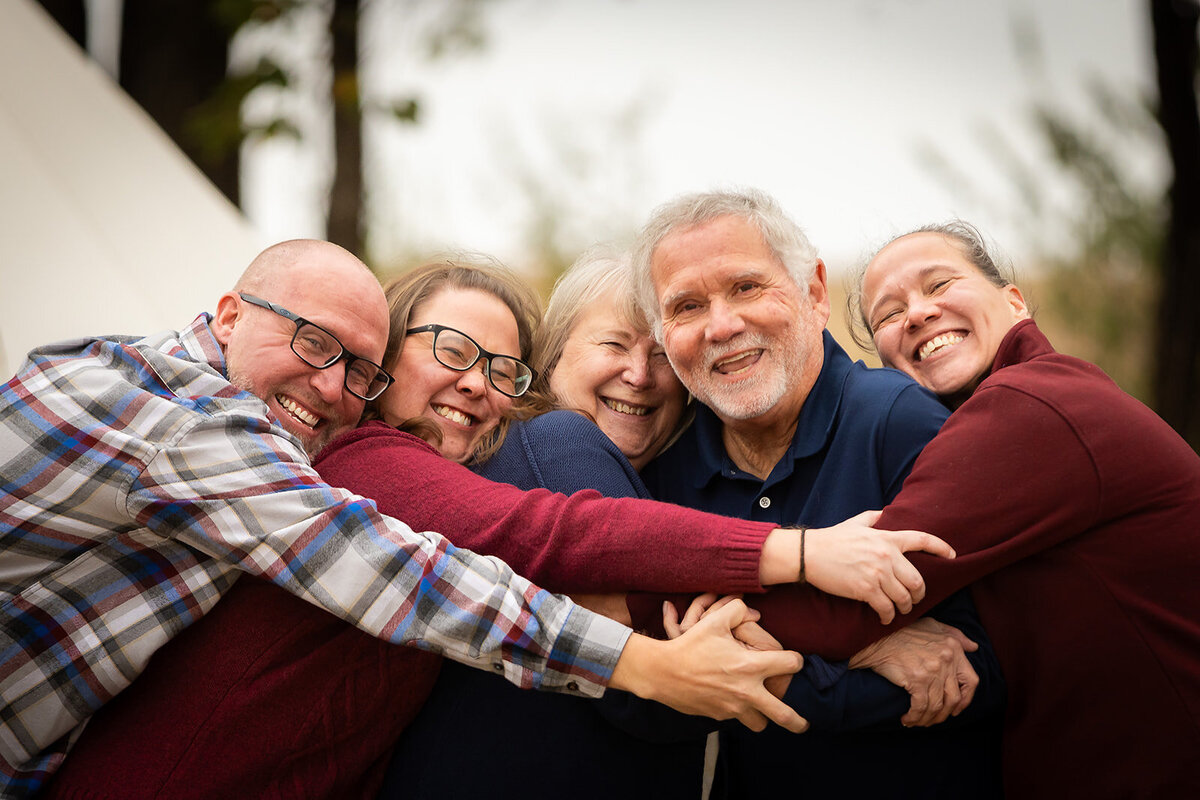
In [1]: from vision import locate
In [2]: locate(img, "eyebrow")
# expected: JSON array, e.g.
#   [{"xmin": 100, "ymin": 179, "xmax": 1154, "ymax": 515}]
[
  {"xmin": 660, "ymin": 269, "xmax": 771, "ymax": 311},
  {"xmin": 867, "ymin": 264, "xmax": 957, "ymax": 319},
  {"xmin": 660, "ymin": 290, "xmax": 691, "ymax": 312}
]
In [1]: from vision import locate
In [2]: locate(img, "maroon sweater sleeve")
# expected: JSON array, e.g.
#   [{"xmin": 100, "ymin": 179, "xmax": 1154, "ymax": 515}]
[
  {"xmin": 746, "ymin": 380, "xmax": 1103, "ymax": 658},
  {"xmin": 312, "ymin": 422, "xmax": 773, "ymax": 594}
]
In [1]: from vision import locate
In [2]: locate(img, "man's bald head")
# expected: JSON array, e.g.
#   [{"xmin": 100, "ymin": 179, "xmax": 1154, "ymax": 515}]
[
  {"xmin": 234, "ymin": 240, "xmax": 375, "ymax": 297},
  {"xmin": 211, "ymin": 239, "xmax": 390, "ymax": 455}
]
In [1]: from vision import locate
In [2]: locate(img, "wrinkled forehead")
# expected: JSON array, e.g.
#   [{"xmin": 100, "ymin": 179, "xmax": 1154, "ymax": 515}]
[{"xmin": 652, "ymin": 214, "xmax": 776, "ymax": 275}]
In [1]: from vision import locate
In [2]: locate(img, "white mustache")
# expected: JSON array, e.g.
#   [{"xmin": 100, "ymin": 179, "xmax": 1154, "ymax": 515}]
[{"xmin": 701, "ymin": 333, "xmax": 770, "ymax": 371}]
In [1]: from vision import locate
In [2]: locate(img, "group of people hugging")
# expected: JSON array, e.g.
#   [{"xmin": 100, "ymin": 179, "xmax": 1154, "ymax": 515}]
[{"xmin": 3, "ymin": 188, "xmax": 1198, "ymax": 800}]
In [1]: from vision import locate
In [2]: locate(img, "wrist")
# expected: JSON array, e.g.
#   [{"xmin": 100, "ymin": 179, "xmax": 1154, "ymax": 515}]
[
  {"xmin": 759, "ymin": 528, "xmax": 802, "ymax": 585},
  {"xmin": 609, "ymin": 633, "xmax": 662, "ymax": 700}
]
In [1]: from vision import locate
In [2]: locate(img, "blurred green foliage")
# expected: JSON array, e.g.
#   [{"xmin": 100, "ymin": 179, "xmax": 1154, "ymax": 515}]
[
  {"xmin": 920, "ymin": 19, "xmax": 1168, "ymax": 402},
  {"xmin": 1022, "ymin": 82, "xmax": 1165, "ymax": 402}
]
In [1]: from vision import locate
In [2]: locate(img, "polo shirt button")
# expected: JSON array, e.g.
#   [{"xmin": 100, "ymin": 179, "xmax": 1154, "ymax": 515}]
[
  {"xmin": 567, "ymin": 681, "xmax": 580, "ymax": 692},
  {"xmin": 758, "ymin": 496, "xmax": 771, "ymax": 509}
]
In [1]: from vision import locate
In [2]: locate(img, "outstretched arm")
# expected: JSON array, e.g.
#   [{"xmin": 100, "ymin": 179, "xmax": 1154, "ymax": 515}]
[
  {"xmin": 760, "ymin": 511, "xmax": 955, "ymax": 623},
  {"xmin": 633, "ymin": 517, "xmax": 956, "ymax": 634},
  {"xmin": 323, "ymin": 423, "xmax": 948, "ymax": 614}
]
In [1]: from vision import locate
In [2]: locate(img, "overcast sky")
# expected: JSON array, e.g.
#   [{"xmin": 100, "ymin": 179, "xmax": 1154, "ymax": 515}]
[{"xmin": 241, "ymin": 0, "xmax": 1162, "ymax": 274}]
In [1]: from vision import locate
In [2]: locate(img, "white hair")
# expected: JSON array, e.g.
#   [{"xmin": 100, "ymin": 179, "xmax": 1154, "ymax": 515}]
[{"xmin": 630, "ymin": 187, "xmax": 819, "ymax": 339}]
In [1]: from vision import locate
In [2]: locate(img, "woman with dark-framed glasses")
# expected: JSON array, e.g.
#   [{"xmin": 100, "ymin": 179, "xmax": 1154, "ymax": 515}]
[
  {"xmin": 357, "ymin": 257, "xmax": 541, "ymax": 466},
  {"xmin": 381, "ymin": 248, "xmax": 703, "ymax": 799}
]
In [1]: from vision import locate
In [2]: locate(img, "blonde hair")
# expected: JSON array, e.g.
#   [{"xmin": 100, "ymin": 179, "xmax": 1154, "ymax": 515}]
[
  {"xmin": 523, "ymin": 246, "xmax": 644, "ymax": 411},
  {"xmin": 527, "ymin": 245, "xmax": 694, "ymax": 455}
]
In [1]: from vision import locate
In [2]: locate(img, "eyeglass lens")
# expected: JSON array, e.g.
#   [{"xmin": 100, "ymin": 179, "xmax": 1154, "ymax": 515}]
[
  {"xmin": 292, "ymin": 323, "xmax": 390, "ymax": 399},
  {"xmin": 431, "ymin": 328, "xmax": 531, "ymax": 397}
]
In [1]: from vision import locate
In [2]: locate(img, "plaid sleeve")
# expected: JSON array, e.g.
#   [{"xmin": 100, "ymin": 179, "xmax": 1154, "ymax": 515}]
[
  {"xmin": 1, "ymin": 334, "xmax": 630, "ymax": 797},
  {"xmin": 127, "ymin": 412, "xmax": 631, "ymax": 692}
]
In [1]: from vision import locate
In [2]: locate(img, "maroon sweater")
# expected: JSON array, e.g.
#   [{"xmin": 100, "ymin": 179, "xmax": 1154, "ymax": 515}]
[
  {"xmin": 750, "ymin": 320, "xmax": 1200, "ymax": 798},
  {"xmin": 45, "ymin": 424, "xmax": 775, "ymax": 799}
]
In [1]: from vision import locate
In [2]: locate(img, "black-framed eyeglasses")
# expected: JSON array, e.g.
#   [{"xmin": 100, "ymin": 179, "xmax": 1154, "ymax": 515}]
[
  {"xmin": 405, "ymin": 324, "xmax": 536, "ymax": 398},
  {"xmin": 238, "ymin": 293, "xmax": 394, "ymax": 401}
]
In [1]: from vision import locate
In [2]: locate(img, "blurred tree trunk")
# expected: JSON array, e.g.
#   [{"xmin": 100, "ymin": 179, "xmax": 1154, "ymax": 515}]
[
  {"xmin": 1150, "ymin": 0, "xmax": 1200, "ymax": 450},
  {"xmin": 119, "ymin": 0, "xmax": 240, "ymax": 205},
  {"xmin": 37, "ymin": 0, "xmax": 497, "ymax": 263},
  {"xmin": 328, "ymin": 0, "xmax": 363, "ymax": 258}
]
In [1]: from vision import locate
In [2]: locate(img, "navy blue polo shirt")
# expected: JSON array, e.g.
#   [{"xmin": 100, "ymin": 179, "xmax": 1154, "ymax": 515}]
[
  {"xmin": 643, "ymin": 331, "xmax": 947, "ymax": 528},
  {"xmin": 643, "ymin": 331, "xmax": 1004, "ymax": 799}
]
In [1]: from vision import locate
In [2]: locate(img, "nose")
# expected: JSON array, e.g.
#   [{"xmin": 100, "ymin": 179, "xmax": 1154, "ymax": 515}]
[
  {"xmin": 904, "ymin": 296, "xmax": 940, "ymax": 330},
  {"xmin": 622, "ymin": 353, "xmax": 653, "ymax": 389},
  {"xmin": 455, "ymin": 360, "xmax": 489, "ymax": 396},
  {"xmin": 704, "ymin": 298, "xmax": 745, "ymax": 343},
  {"xmin": 310, "ymin": 361, "xmax": 347, "ymax": 403}
]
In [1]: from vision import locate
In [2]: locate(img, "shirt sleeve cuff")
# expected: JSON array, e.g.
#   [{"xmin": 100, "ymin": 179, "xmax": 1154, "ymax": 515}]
[{"xmin": 541, "ymin": 605, "xmax": 633, "ymax": 699}]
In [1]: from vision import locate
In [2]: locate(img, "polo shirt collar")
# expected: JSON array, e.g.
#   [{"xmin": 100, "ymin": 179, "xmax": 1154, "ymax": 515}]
[{"xmin": 687, "ymin": 330, "xmax": 852, "ymax": 488}]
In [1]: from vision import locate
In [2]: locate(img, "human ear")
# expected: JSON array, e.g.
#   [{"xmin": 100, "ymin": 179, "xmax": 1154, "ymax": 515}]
[
  {"xmin": 210, "ymin": 292, "xmax": 243, "ymax": 347},
  {"xmin": 1004, "ymin": 284, "xmax": 1030, "ymax": 321},
  {"xmin": 808, "ymin": 259, "xmax": 832, "ymax": 327}
]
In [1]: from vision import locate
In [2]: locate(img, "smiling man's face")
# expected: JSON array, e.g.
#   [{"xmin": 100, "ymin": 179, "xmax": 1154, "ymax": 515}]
[
  {"xmin": 213, "ymin": 241, "xmax": 389, "ymax": 455},
  {"xmin": 651, "ymin": 214, "xmax": 829, "ymax": 425}
]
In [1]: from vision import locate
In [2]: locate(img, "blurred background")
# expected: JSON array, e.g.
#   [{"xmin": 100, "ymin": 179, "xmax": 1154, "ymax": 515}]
[{"xmin": 5, "ymin": 0, "xmax": 1198, "ymax": 449}]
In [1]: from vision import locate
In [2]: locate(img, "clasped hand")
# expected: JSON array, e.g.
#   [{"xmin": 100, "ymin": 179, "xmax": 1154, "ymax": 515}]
[
  {"xmin": 849, "ymin": 617, "xmax": 980, "ymax": 726},
  {"xmin": 801, "ymin": 510, "xmax": 955, "ymax": 624},
  {"xmin": 664, "ymin": 593, "xmax": 798, "ymax": 709}
]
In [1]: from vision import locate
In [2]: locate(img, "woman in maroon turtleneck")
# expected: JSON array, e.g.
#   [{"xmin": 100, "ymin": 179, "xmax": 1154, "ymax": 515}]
[{"xmin": 756, "ymin": 222, "xmax": 1200, "ymax": 799}]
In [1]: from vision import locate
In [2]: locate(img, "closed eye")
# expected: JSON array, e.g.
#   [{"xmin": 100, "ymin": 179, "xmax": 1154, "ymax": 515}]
[
  {"xmin": 928, "ymin": 275, "xmax": 959, "ymax": 296},
  {"xmin": 871, "ymin": 307, "xmax": 903, "ymax": 332}
]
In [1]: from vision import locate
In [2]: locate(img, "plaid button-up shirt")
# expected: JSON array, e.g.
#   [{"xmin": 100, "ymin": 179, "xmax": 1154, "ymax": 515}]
[{"xmin": 0, "ymin": 315, "xmax": 627, "ymax": 798}]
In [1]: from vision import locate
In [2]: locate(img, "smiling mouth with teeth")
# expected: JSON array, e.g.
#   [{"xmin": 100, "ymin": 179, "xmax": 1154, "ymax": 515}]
[
  {"xmin": 917, "ymin": 333, "xmax": 965, "ymax": 362},
  {"xmin": 712, "ymin": 349, "xmax": 763, "ymax": 376},
  {"xmin": 277, "ymin": 394, "xmax": 320, "ymax": 428},
  {"xmin": 433, "ymin": 404, "xmax": 474, "ymax": 427},
  {"xmin": 604, "ymin": 398, "xmax": 650, "ymax": 416}
]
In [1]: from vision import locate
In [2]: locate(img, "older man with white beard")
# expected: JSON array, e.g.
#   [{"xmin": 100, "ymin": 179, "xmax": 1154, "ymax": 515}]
[{"xmin": 631, "ymin": 189, "xmax": 1006, "ymax": 799}]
